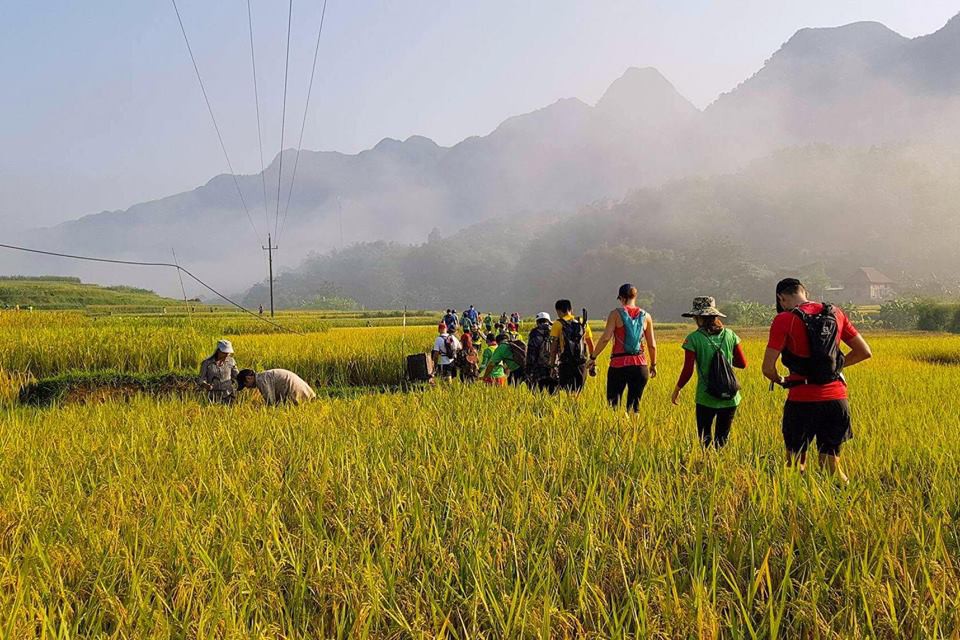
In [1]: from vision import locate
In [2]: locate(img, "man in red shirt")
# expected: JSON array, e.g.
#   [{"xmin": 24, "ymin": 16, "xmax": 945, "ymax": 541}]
[{"xmin": 762, "ymin": 278, "xmax": 873, "ymax": 482}]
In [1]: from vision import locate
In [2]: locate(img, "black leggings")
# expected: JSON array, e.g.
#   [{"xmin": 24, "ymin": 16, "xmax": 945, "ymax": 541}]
[
  {"xmin": 606, "ymin": 365, "xmax": 649, "ymax": 413},
  {"xmin": 695, "ymin": 404, "xmax": 737, "ymax": 448}
]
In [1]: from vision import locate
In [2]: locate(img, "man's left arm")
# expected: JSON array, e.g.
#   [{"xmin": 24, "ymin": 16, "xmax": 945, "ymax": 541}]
[
  {"xmin": 762, "ymin": 348, "xmax": 783, "ymax": 384},
  {"xmin": 842, "ymin": 334, "xmax": 872, "ymax": 367}
]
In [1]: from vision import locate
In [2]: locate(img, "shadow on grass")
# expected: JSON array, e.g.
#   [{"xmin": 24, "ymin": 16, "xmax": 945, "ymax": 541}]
[{"xmin": 913, "ymin": 353, "xmax": 960, "ymax": 366}]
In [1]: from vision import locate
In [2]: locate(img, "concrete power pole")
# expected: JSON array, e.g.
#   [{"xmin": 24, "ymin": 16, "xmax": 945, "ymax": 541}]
[{"xmin": 262, "ymin": 233, "xmax": 278, "ymax": 317}]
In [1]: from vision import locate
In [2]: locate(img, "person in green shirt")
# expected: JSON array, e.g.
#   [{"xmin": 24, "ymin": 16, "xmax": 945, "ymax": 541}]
[
  {"xmin": 481, "ymin": 333, "xmax": 526, "ymax": 386},
  {"xmin": 480, "ymin": 333, "xmax": 508, "ymax": 386},
  {"xmin": 671, "ymin": 297, "xmax": 748, "ymax": 448},
  {"xmin": 484, "ymin": 314, "xmax": 494, "ymax": 333}
]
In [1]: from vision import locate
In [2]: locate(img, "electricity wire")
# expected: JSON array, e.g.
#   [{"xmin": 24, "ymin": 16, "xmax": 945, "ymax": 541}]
[
  {"xmin": 277, "ymin": 0, "xmax": 329, "ymax": 243},
  {"xmin": 273, "ymin": 0, "xmax": 295, "ymax": 238},
  {"xmin": 246, "ymin": 0, "xmax": 272, "ymax": 234},
  {"xmin": 170, "ymin": 0, "xmax": 263, "ymax": 245},
  {"xmin": 0, "ymin": 243, "xmax": 302, "ymax": 335}
]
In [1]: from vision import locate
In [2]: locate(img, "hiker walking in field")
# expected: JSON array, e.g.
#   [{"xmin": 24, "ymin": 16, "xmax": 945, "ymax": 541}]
[
  {"xmin": 481, "ymin": 333, "xmax": 526, "ymax": 385},
  {"xmin": 198, "ymin": 339, "xmax": 239, "ymax": 404},
  {"xmin": 432, "ymin": 322, "xmax": 462, "ymax": 379},
  {"xmin": 671, "ymin": 297, "xmax": 747, "ymax": 448},
  {"xmin": 549, "ymin": 299, "xmax": 595, "ymax": 394},
  {"xmin": 461, "ymin": 310, "xmax": 474, "ymax": 332},
  {"xmin": 484, "ymin": 313, "xmax": 494, "ymax": 334},
  {"xmin": 590, "ymin": 284, "xmax": 657, "ymax": 413},
  {"xmin": 456, "ymin": 332, "xmax": 481, "ymax": 382},
  {"xmin": 443, "ymin": 309, "xmax": 460, "ymax": 334},
  {"xmin": 526, "ymin": 312, "xmax": 558, "ymax": 393},
  {"xmin": 237, "ymin": 368, "xmax": 316, "ymax": 405},
  {"xmin": 480, "ymin": 333, "xmax": 508, "ymax": 386},
  {"xmin": 763, "ymin": 278, "xmax": 872, "ymax": 482},
  {"xmin": 466, "ymin": 305, "xmax": 479, "ymax": 327}
]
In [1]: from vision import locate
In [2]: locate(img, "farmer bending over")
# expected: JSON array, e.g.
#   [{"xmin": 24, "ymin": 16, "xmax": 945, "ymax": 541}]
[{"xmin": 237, "ymin": 368, "xmax": 317, "ymax": 406}]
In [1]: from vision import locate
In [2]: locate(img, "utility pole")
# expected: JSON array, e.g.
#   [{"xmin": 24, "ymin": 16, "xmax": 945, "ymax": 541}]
[{"xmin": 262, "ymin": 233, "xmax": 278, "ymax": 317}]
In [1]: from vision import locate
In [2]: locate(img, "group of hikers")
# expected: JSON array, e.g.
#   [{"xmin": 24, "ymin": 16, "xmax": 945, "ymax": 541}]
[
  {"xmin": 196, "ymin": 277, "xmax": 871, "ymax": 481},
  {"xmin": 197, "ymin": 340, "xmax": 317, "ymax": 406},
  {"xmin": 432, "ymin": 279, "xmax": 872, "ymax": 481},
  {"xmin": 442, "ymin": 306, "xmax": 523, "ymax": 337}
]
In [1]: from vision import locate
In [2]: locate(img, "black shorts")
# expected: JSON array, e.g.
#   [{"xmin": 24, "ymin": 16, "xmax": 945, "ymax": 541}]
[
  {"xmin": 508, "ymin": 367, "xmax": 526, "ymax": 386},
  {"xmin": 782, "ymin": 399, "xmax": 852, "ymax": 456},
  {"xmin": 558, "ymin": 362, "xmax": 586, "ymax": 393},
  {"xmin": 437, "ymin": 363, "xmax": 457, "ymax": 378}
]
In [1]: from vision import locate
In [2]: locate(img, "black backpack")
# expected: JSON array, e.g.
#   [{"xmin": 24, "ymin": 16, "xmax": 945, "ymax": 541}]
[
  {"xmin": 558, "ymin": 312, "xmax": 588, "ymax": 366},
  {"xmin": 704, "ymin": 329, "xmax": 741, "ymax": 400},
  {"xmin": 443, "ymin": 335, "xmax": 458, "ymax": 360},
  {"xmin": 781, "ymin": 303, "xmax": 845, "ymax": 384},
  {"xmin": 525, "ymin": 325, "xmax": 553, "ymax": 377}
]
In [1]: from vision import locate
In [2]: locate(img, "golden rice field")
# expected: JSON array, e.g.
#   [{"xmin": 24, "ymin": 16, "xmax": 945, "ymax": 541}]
[{"xmin": 1, "ymin": 310, "xmax": 959, "ymax": 638}]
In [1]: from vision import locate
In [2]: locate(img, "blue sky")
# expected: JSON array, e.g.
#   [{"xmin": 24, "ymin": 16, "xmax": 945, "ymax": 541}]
[{"xmin": 2, "ymin": 1, "xmax": 957, "ymax": 229}]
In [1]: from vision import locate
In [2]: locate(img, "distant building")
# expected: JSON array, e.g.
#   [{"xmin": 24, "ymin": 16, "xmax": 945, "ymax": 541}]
[{"xmin": 842, "ymin": 267, "xmax": 895, "ymax": 303}]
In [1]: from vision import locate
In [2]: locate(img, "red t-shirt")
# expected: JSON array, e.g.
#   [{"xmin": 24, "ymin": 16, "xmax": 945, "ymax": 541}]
[
  {"xmin": 767, "ymin": 302, "xmax": 859, "ymax": 402},
  {"xmin": 611, "ymin": 306, "xmax": 647, "ymax": 368}
]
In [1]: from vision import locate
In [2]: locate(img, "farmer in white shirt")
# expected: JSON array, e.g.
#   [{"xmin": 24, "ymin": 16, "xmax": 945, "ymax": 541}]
[{"xmin": 236, "ymin": 368, "xmax": 317, "ymax": 405}]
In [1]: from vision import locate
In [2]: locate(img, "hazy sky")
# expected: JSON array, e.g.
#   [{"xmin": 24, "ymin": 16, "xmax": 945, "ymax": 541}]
[{"xmin": 2, "ymin": 1, "xmax": 957, "ymax": 230}]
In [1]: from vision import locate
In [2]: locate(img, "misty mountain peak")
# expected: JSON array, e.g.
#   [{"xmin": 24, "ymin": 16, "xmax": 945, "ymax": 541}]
[
  {"xmin": 371, "ymin": 135, "xmax": 445, "ymax": 160},
  {"xmin": 779, "ymin": 21, "xmax": 906, "ymax": 60},
  {"xmin": 596, "ymin": 67, "xmax": 700, "ymax": 126}
]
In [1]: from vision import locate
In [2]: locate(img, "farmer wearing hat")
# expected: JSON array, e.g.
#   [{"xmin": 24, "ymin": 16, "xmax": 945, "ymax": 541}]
[
  {"xmin": 590, "ymin": 284, "xmax": 657, "ymax": 412},
  {"xmin": 671, "ymin": 297, "xmax": 748, "ymax": 448},
  {"xmin": 763, "ymin": 278, "xmax": 873, "ymax": 482},
  {"xmin": 198, "ymin": 339, "xmax": 239, "ymax": 403}
]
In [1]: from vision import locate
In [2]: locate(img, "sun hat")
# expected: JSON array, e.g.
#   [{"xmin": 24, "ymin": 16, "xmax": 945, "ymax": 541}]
[
  {"xmin": 217, "ymin": 339, "xmax": 234, "ymax": 354},
  {"xmin": 681, "ymin": 297, "xmax": 726, "ymax": 318},
  {"xmin": 535, "ymin": 311, "xmax": 552, "ymax": 322}
]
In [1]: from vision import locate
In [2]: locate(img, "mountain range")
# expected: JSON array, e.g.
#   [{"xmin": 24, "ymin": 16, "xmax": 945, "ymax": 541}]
[{"xmin": 6, "ymin": 13, "xmax": 960, "ymax": 299}]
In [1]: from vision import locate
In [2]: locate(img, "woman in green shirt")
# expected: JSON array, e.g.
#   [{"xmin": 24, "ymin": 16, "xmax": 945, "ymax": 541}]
[{"xmin": 671, "ymin": 297, "xmax": 748, "ymax": 448}]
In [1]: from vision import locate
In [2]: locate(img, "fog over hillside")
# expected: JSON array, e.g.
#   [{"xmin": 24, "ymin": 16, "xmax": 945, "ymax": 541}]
[
  {"xmin": 244, "ymin": 144, "xmax": 960, "ymax": 316},
  {"xmin": 5, "ymin": 13, "xmax": 960, "ymax": 306}
]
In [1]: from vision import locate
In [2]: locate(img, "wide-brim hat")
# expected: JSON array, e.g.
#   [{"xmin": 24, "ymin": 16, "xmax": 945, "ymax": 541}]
[
  {"xmin": 217, "ymin": 339, "xmax": 235, "ymax": 354},
  {"xmin": 681, "ymin": 296, "xmax": 726, "ymax": 318},
  {"xmin": 535, "ymin": 311, "xmax": 551, "ymax": 322}
]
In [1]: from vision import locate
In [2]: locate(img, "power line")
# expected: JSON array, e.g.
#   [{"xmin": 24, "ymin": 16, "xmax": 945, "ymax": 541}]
[
  {"xmin": 0, "ymin": 243, "xmax": 302, "ymax": 335},
  {"xmin": 273, "ymin": 0, "xmax": 295, "ymax": 239},
  {"xmin": 278, "ymin": 0, "xmax": 330, "ymax": 243},
  {"xmin": 246, "ymin": 0, "xmax": 271, "ymax": 235},
  {"xmin": 170, "ymin": 0, "xmax": 263, "ymax": 245}
]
